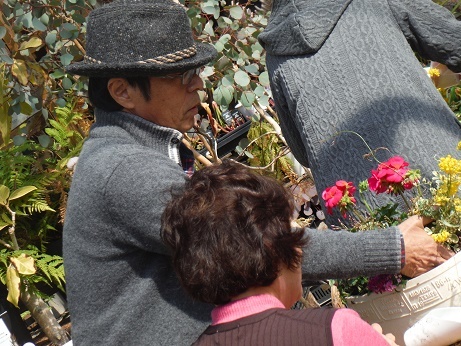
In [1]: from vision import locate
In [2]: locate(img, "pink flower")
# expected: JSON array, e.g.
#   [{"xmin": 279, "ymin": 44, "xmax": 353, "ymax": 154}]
[
  {"xmin": 322, "ymin": 181, "xmax": 357, "ymax": 216},
  {"xmin": 322, "ymin": 186, "xmax": 343, "ymax": 214},
  {"xmin": 368, "ymin": 156, "xmax": 415, "ymax": 195}
]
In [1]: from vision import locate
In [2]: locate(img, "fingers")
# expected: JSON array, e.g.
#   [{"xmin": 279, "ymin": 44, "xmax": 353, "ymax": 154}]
[
  {"xmin": 371, "ymin": 323, "xmax": 383, "ymax": 333},
  {"xmin": 437, "ymin": 245, "xmax": 455, "ymax": 261}
]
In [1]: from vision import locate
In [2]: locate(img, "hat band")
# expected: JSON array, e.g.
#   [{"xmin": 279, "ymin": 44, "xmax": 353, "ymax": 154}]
[{"xmin": 83, "ymin": 44, "xmax": 197, "ymax": 65}]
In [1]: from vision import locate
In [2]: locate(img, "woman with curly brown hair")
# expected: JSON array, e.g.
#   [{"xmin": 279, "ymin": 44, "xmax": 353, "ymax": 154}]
[{"xmin": 161, "ymin": 160, "xmax": 397, "ymax": 345}]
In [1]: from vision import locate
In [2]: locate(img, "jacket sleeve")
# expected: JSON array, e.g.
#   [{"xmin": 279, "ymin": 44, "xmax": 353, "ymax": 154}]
[
  {"xmin": 301, "ymin": 226, "xmax": 402, "ymax": 280},
  {"xmin": 388, "ymin": 0, "xmax": 461, "ymax": 72}
]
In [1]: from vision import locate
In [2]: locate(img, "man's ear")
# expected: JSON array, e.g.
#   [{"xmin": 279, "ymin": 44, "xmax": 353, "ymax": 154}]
[{"xmin": 107, "ymin": 78, "xmax": 135, "ymax": 110}]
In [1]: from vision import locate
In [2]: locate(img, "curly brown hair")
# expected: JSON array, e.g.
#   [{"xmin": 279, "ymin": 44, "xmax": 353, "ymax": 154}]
[{"xmin": 161, "ymin": 160, "xmax": 307, "ymax": 305}]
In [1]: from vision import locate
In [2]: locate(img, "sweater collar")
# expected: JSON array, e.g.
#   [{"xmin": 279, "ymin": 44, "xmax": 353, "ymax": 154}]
[
  {"xmin": 92, "ymin": 108, "xmax": 184, "ymax": 164},
  {"xmin": 211, "ymin": 294, "xmax": 285, "ymax": 325}
]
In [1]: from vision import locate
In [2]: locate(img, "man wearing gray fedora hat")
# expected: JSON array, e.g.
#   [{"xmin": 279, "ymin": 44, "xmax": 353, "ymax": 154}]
[{"xmin": 63, "ymin": 0, "xmax": 450, "ymax": 345}]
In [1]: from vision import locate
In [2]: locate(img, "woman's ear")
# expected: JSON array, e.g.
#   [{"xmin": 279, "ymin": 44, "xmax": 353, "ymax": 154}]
[{"xmin": 107, "ymin": 78, "xmax": 135, "ymax": 110}]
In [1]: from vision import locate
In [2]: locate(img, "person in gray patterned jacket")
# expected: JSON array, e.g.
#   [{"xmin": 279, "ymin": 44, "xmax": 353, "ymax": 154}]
[
  {"xmin": 63, "ymin": 0, "xmax": 450, "ymax": 345},
  {"xmin": 259, "ymin": 0, "xmax": 461, "ymax": 225}
]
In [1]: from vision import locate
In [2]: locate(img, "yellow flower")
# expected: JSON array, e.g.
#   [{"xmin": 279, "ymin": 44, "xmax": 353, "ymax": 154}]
[
  {"xmin": 439, "ymin": 155, "xmax": 461, "ymax": 175},
  {"xmin": 428, "ymin": 68, "xmax": 441, "ymax": 78},
  {"xmin": 432, "ymin": 230, "xmax": 451, "ymax": 243},
  {"xmin": 457, "ymin": 141, "xmax": 461, "ymax": 151}
]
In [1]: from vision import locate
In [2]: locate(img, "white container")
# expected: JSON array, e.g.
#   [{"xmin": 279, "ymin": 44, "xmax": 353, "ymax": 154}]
[
  {"xmin": 346, "ymin": 251, "xmax": 461, "ymax": 345},
  {"xmin": 404, "ymin": 307, "xmax": 461, "ymax": 346}
]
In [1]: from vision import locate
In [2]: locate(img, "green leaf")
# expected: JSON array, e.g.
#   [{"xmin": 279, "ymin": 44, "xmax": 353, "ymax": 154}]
[
  {"xmin": 50, "ymin": 69, "xmax": 65, "ymax": 79},
  {"xmin": 0, "ymin": 27, "xmax": 6, "ymax": 40},
  {"xmin": 45, "ymin": 31, "xmax": 57, "ymax": 47},
  {"xmin": 0, "ymin": 186, "xmax": 10, "ymax": 205},
  {"xmin": 62, "ymin": 77, "xmax": 73, "ymax": 89},
  {"xmin": 234, "ymin": 70, "xmax": 251, "ymax": 87},
  {"xmin": 258, "ymin": 71, "xmax": 270, "ymax": 87},
  {"xmin": 60, "ymin": 53, "xmax": 74, "ymax": 66},
  {"xmin": 203, "ymin": 20, "xmax": 215, "ymax": 37},
  {"xmin": 38, "ymin": 134, "xmax": 51, "ymax": 148},
  {"xmin": 240, "ymin": 91, "xmax": 255, "ymax": 108},
  {"xmin": 244, "ymin": 64, "xmax": 259, "ymax": 75},
  {"xmin": 9, "ymin": 186, "xmax": 37, "ymax": 201},
  {"xmin": 258, "ymin": 94, "xmax": 270, "ymax": 107},
  {"xmin": 229, "ymin": 6, "xmax": 244, "ymax": 20},
  {"xmin": 213, "ymin": 85, "xmax": 234, "ymax": 107},
  {"xmin": 201, "ymin": 4, "xmax": 220, "ymax": 19},
  {"xmin": 32, "ymin": 17, "xmax": 47, "ymax": 31}
]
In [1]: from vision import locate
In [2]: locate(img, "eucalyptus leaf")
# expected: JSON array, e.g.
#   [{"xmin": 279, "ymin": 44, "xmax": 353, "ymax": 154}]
[
  {"xmin": 0, "ymin": 55, "xmax": 14, "ymax": 64},
  {"xmin": 13, "ymin": 135, "xmax": 26, "ymax": 146},
  {"xmin": 244, "ymin": 151, "xmax": 254, "ymax": 159},
  {"xmin": 239, "ymin": 91, "xmax": 255, "ymax": 108},
  {"xmin": 38, "ymin": 134, "xmax": 51, "ymax": 148},
  {"xmin": 60, "ymin": 53, "xmax": 74, "ymax": 66},
  {"xmin": 257, "ymin": 94, "xmax": 270, "ymax": 107},
  {"xmin": 253, "ymin": 85, "xmax": 265, "ymax": 97},
  {"xmin": 21, "ymin": 11, "xmax": 33, "ymax": 28},
  {"xmin": 40, "ymin": 13, "xmax": 49, "ymax": 25},
  {"xmin": 56, "ymin": 98, "xmax": 67, "ymax": 107},
  {"xmin": 221, "ymin": 75, "xmax": 234, "ymax": 87},
  {"xmin": 0, "ymin": 27, "xmax": 6, "ymax": 40},
  {"xmin": 50, "ymin": 69, "xmax": 65, "ymax": 79},
  {"xmin": 62, "ymin": 77, "xmax": 73, "ymax": 89},
  {"xmin": 32, "ymin": 17, "xmax": 47, "ymax": 31},
  {"xmin": 229, "ymin": 6, "xmax": 243, "ymax": 20},
  {"xmin": 213, "ymin": 85, "xmax": 234, "ymax": 107},
  {"xmin": 244, "ymin": 64, "xmax": 259, "ymax": 75},
  {"xmin": 203, "ymin": 20, "xmax": 215, "ymax": 37},
  {"xmin": 45, "ymin": 31, "xmax": 57, "ymax": 47},
  {"xmin": 258, "ymin": 71, "xmax": 270, "ymax": 86},
  {"xmin": 234, "ymin": 70, "xmax": 250, "ymax": 87}
]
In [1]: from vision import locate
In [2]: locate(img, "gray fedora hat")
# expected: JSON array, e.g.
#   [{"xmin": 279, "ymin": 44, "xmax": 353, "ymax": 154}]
[{"xmin": 66, "ymin": 0, "xmax": 217, "ymax": 77}]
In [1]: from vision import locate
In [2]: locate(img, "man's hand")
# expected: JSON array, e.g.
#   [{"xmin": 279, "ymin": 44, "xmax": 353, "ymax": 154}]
[{"xmin": 398, "ymin": 215, "xmax": 453, "ymax": 278}]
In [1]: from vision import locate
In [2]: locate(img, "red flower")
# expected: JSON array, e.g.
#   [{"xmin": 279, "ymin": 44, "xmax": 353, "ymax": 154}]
[
  {"xmin": 322, "ymin": 180, "xmax": 357, "ymax": 216},
  {"xmin": 322, "ymin": 186, "xmax": 343, "ymax": 214},
  {"xmin": 368, "ymin": 156, "xmax": 414, "ymax": 195}
]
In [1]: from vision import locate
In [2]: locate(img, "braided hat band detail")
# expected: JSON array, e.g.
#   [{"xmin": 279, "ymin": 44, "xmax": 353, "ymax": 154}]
[{"xmin": 83, "ymin": 45, "xmax": 197, "ymax": 65}]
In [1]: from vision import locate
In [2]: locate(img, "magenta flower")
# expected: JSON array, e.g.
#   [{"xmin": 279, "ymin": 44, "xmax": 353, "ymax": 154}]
[{"xmin": 367, "ymin": 274, "xmax": 402, "ymax": 294}]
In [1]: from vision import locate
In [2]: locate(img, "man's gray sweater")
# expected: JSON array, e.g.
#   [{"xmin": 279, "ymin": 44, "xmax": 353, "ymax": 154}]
[
  {"xmin": 63, "ymin": 109, "xmax": 401, "ymax": 345},
  {"xmin": 259, "ymin": 0, "xmax": 461, "ymax": 225}
]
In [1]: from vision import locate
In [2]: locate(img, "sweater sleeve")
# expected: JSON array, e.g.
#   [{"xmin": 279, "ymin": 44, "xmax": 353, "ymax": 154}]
[
  {"xmin": 388, "ymin": 0, "xmax": 461, "ymax": 72},
  {"xmin": 301, "ymin": 227, "xmax": 402, "ymax": 280},
  {"xmin": 267, "ymin": 59, "xmax": 311, "ymax": 168},
  {"xmin": 331, "ymin": 309, "xmax": 392, "ymax": 346},
  {"xmin": 104, "ymin": 151, "xmax": 186, "ymax": 255}
]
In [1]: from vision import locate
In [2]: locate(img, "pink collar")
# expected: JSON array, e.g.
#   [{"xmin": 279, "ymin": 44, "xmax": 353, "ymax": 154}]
[{"xmin": 211, "ymin": 294, "xmax": 285, "ymax": 325}]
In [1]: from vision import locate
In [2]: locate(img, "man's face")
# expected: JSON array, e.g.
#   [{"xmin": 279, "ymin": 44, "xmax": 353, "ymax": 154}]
[{"xmin": 126, "ymin": 70, "xmax": 204, "ymax": 133}]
